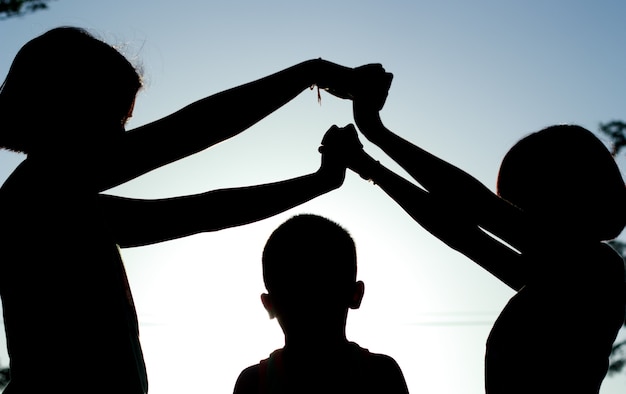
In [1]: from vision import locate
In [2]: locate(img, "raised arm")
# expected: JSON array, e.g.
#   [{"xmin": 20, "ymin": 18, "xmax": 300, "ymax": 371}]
[
  {"xmin": 98, "ymin": 60, "xmax": 388, "ymax": 190},
  {"xmin": 100, "ymin": 125, "xmax": 350, "ymax": 248},
  {"xmin": 331, "ymin": 124, "xmax": 526, "ymax": 290},
  {"xmin": 353, "ymin": 100, "xmax": 534, "ymax": 251}
]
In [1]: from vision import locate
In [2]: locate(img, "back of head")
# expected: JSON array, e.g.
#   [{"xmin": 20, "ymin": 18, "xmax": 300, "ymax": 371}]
[
  {"xmin": 497, "ymin": 125, "xmax": 626, "ymax": 241},
  {"xmin": 262, "ymin": 214, "xmax": 357, "ymax": 308},
  {"xmin": 0, "ymin": 26, "xmax": 142, "ymax": 153}
]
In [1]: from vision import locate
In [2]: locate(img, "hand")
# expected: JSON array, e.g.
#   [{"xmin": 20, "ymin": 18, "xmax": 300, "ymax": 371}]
[
  {"xmin": 319, "ymin": 123, "xmax": 362, "ymax": 158},
  {"xmin": 350, "ymin": 66, "xmax": 393, "ymax": 144},
  {"xmin": 317, "ymin": 124, "xmax": 355, "ymax": 187},
  {"xmin": 350, "ymin": 64, "xmax": 393, "ymax": 110},
  {"xmin": 318, "ymin": 124, "xmax": 377, "ymax": 181},
  {"xmin": 316, "ymin": 61, "xmax": 393, "ymax": 110}
]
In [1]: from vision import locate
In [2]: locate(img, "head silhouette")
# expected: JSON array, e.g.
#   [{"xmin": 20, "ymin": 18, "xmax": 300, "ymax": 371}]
[
  {"xmin": 0, "ymin": 26, "xmax": 142, "ymax": 153},
  {"xmin": 261, "ymin": 214, "xmax": 364, "ymax": 336},
  {"xmin": 497, "ymin": 124, "xmax": 626, "ymax": 241}
]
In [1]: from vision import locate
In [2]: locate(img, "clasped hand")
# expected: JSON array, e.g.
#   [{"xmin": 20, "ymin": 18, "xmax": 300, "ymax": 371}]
[
  {"xmin": 316, "ymin": 63, "xmax": 393, "ymax": 182},
  {"xmin": 318, "ymin": 62, "xmax": 393, "ymax": 111}
]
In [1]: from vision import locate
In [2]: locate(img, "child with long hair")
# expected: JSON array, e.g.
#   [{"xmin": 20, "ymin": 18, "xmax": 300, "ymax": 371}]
[{"xmin": 0, "ymin": 26, "xmax": 389, "ymax": 393}]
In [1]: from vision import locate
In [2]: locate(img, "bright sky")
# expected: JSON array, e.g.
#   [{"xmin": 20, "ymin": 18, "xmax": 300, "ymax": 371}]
[{"xmin": 1, "ymin": 1, "xmax": 626, "ymax": 393}]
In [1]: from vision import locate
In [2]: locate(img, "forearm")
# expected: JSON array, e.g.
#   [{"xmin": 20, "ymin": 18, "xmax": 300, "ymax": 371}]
[
  {"xmin": 193, "ymin": 170, "xmax": 342, "ymax": 232},
  {"xmin": 355, "ymin": 104, "xmax": 492, "ymax": 203},
  {"xmin": 105, "ymin": 169, "xmax": 343, "ymax": 248},
  {"xmin": 355, "ymin": 151, "xmax": 456, "ymax": 236},
  {"xmin": 113, "ymin": 59, "xmax": 351, "ymax": 185},
  {"xmin": 135, "ymin": 59, "xmax": 349, "ymax": 150},
  {"xmin": 365, "ymin": 122, "xmax": 529, "ymax": 252},
  {"xmin": 353, "ymin": 103, "xmax": 529, "ymax": 244},
  {"xmin": 355, "ymin": 153, "xmax": 525, "ymax": 289},
  {"xmin": 149, "ymin": 59, "xmax": 342, "ymax": 141}
]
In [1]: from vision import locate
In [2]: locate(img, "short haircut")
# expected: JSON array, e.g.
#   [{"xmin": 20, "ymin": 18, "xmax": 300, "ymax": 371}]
[
  {"xmin": 497, "ymin": 124, "xmax": 626, "ymax": 240},
  {"xmin": 262, "ymin": 214, "xmax": 357, "ymax": 296}
]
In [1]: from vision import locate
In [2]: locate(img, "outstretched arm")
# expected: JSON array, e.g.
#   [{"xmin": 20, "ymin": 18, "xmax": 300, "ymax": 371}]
[
  {"xmin": 100, "ymin": 125, "xmax": 349, "ymax": 248},
  {"xmin": 98, "ymin": 60, "xmax": 388, "ymax": 190},
  {"xmin": 353, "ymin": 103, "xmax": 530, "ymax": 247},
  {"xmin": 331, "ymin": 124, "xmax": 526, "ymax": 290}
]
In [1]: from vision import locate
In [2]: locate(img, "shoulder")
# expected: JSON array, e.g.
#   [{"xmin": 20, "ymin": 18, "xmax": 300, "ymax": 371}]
[
  {"xmin": 358, "ymin": 348, "xmax": 409, "ymax": 394},
  {"xmin": 539, "ymin": 242, "xmax": 624, "ymax": 285},
  {"xmin": 367, "ymin": 352, "xmax": 404, "ymax": 375},
  {"xmin": 579, "ymin": 242, "xmax": 625, "ymax": 291},
  {"xmin": 233, "ymin": 364, "xmax": 261, "ymax": 394}
]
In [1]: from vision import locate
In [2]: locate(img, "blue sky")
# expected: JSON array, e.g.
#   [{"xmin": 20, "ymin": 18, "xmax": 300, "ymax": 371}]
[{"xmin": 1, "ymin": 1, "xmax": 626, "ymax": 393}]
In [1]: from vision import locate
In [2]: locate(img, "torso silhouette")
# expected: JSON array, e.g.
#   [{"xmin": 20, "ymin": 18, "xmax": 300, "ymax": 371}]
[
  {"xmin": 485, "ymin": 243, "xmax": 626, "ymax": 394},
  {"xmin": 0, "ymin": 158, "xmax": 147, "ymax": 394},
  {"xmin": 238, "ymin": 342, "xmax": 407, "ymax": 394}
]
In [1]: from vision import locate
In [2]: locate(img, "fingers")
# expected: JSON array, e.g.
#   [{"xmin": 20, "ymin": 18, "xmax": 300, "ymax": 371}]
[
  {"xmin": 352, "ymin": 65, "xmax": 393, "ymax": 110},
  {"xmin": 319, "ymin": 125, "xmax": 340, "ymax": 152},
  {"xmin": 320, "ymin": 62, "xmax": 392, "ymax": 108},
  {"xmin": 319, "ymin": 124, "xmax": 362, "ymax": 154}
]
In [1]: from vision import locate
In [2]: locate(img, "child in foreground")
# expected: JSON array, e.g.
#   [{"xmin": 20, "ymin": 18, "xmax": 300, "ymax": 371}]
[{"xmin": 233, "ymin": 214, "xmax": 409, "ymax": 394}]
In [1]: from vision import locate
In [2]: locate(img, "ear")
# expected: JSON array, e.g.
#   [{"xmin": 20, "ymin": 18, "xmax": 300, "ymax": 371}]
[
  {"xmin": 260, "ymin": 293, "xmax": 276, "ymax": 319},
  {"xmin": 349, "ymin": 281, "xmax": 365, "ymax": 310}
]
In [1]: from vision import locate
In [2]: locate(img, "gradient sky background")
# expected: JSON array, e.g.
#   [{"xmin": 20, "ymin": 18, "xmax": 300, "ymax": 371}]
[{"xmin": 1, "ymin": 1, "xmax": 626, "ymax": 393}]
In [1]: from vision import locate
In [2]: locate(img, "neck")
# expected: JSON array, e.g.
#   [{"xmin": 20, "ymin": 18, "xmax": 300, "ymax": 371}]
[{"xmin": 283, "ymin": 328, "xmax": 349, "ymax": 353}]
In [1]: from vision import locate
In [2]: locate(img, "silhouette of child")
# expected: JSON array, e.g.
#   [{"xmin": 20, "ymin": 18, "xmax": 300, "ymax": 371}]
[
  {"xmin": 332, "ymin": 83, "xmax": 626, "ymax": 393},
  {"xmin": 0, "ymin": 26, "xmax": 390, "ymax": 394},
  {"xmin": 233, "ymin": 214, "xmax": 409, "ymax": 394}
]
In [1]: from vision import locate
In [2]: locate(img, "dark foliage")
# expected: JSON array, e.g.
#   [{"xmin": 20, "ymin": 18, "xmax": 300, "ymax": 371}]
[
  {"xmin": 0, "ymin": 367, "xmax": 8, "ymax": 389},
  {"xmin": 0, "ymin": 0, "xmax": 53, "ymax": 19},
  {"xmin": 600, "ymin": 120, "xmax": 626, "ymax": 375},
  {"xmin": 607, "ymin": 234, "xmax": 626, "ymax": 376},
  {"xmin": 600, "ymin": 120, "xmax": 626, "ymax": 156},
  {"xmin": 598, "ymin": 126, "xmax": 626, "ymax": 377}
]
